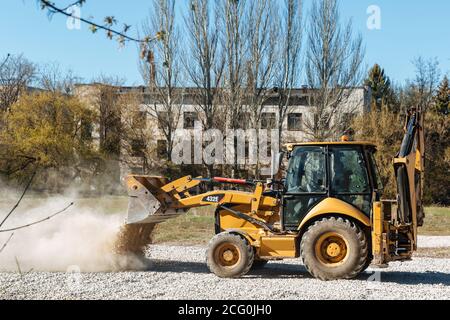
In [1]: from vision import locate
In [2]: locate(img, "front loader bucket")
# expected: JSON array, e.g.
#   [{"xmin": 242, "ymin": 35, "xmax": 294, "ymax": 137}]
[{"xmin": 125, "ymin": 175, "xmax": 187, "ymax": 225}]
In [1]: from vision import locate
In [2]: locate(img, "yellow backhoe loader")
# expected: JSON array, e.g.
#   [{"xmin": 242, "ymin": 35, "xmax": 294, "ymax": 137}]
[{"xmin": 124, "ymin": 108, "xmax": 425, "ymax": 280}]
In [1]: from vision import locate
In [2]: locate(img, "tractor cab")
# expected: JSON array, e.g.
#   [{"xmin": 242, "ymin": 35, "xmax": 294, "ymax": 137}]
[{"xmin": 282, "ymin": 142, "xmax": 382, "ymax": 231}]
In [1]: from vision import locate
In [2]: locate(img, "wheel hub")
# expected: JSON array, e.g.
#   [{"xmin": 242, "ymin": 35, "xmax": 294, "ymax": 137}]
[
  {"xmin": 315, "ymin": 232, "xmax": 349, "ymax": 266},
  {"xmin": 326, "ymin": 243, "xmax": 341, "ymax": 257},
  {"xmin": 223, "ymin": 250, "xmax": 235, "ymax": 262},
  {"xmin": 216, "ymin": 243, "xmax": 240, "ymax": 267}
]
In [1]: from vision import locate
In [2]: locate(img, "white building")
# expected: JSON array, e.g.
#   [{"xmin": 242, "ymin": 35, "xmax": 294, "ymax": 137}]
[{"xmin": 74, "ymin": 84, "xmax": 371, "ymax": 179}]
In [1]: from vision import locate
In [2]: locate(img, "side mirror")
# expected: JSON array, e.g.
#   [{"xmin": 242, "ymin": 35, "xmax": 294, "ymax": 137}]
[{"xmin": 271, "ymin": 152, "xmax": 284, "ymax": 179}]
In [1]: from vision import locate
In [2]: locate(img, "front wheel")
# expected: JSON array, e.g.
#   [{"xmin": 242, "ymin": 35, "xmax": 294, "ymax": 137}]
[
  {"xmin": 206, "ymin": 233, "xmax": 254, "ymax": 278},
  {"xmin": 300, "ymin": 217, "xmax": 369, "ymax": 281}
]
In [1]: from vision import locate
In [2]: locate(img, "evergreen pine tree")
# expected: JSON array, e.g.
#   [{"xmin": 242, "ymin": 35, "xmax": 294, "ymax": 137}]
[{"xmin": 365, "ymin": 64, "xmax": 393, "ymax": 111}]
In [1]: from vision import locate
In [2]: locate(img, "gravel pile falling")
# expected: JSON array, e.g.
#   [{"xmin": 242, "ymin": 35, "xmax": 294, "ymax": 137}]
[
  {"xmin": 1, "ymin": 244, "xmax": 449, "ymax": 300},
  {"xmin": 114, "ymin": 223, "xmax": 156, "ymax": 256}
]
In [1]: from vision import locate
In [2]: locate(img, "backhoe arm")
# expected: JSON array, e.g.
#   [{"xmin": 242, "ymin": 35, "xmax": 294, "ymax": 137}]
[
  {"xmin": 372, "ymin": 107, "xmax": 426, "ymax": 265},
  {"xmin": 393, "ymin": 108, "xmax": 425, "ymax": 236}
]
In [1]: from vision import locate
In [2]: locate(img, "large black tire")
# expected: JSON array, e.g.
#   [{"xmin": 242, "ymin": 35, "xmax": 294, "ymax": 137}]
[
  {"xmin": 361, "ymin": 256, "xmax": 373, "ymax": 273},
  {"xmin": 300, "ymin": 217, "xmax": 369, "ymax": 281},
  {"xmin": 206, "ymin": 233, "xmax": 254, "ymax": 278}
]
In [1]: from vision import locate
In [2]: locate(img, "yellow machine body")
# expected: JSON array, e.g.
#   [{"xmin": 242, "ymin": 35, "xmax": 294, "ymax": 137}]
[
  {"xmin": 127, "ymin": 172, "xmax": 375, "ymax": 260},
  {"xmin": 125, "ymin": 109, "xmax": 424, "ymax": 268}
]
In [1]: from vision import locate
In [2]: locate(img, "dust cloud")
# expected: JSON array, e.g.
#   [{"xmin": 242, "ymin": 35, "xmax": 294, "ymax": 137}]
[{"xmin": 0, "ymin": 193, "xmax": 153, "ymax": 272}]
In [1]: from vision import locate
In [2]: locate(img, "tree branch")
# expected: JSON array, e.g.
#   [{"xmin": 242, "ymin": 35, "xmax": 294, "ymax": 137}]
[
  {"xmin": 0, "ymin": 202, "xmax": 74, "ymax": 233},
  {"xmin": 0, "ymin": 170, "xmax": 37, "ymax": 229},
  {"xmin": 0, "ymin": 233, "xmax": 14, "ymax": 254},
  {"xmin": 0, "ymin": 53, "xmax": 11, "ymax": 71},
  {"xmin": 59, "ymin": 0, "xmax": 86, "ymax": 12}
]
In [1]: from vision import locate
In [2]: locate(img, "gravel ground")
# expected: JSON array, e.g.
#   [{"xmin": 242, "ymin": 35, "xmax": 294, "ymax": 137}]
[
  {"xmin": 418, "ymin": 236, "xmax": 450, "ymax": 248},
  {"xmin": 1, "ymin": 243, "xmax": 449, "ymax": 300}
]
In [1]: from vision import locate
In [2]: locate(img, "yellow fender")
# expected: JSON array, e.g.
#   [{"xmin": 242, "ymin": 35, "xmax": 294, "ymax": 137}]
[{"xmin": 298, "ymin": 198, "xmax": 370, "ymax": 231}]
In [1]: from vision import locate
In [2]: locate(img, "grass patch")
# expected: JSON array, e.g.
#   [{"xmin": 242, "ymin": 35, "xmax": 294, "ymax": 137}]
[
  {"xmin": 152, "ymin": 208, "xmax": 215, "ymax": 245},
  {"xmin": 419, "ymin": 207, "xmax": 450, "ymax": 236},
  {"xmin": 414, "ymin": 247, "xmax": 450, "ymax": 259}
]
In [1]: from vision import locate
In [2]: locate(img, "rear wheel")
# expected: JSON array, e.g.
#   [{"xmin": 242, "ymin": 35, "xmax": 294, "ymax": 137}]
[
  {"xmin": 206, "ymin": 233, "xmax": 254, "ymax": 278},
  {"xmin": 300, "ymin": 217, "xmax": 369, "ymax": 281}
]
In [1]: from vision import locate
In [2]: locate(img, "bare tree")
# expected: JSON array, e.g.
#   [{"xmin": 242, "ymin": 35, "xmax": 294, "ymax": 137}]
[
  {"xmin": 218, "ymin": 0, "xmax": 247, "ymax": 177},
  {"xmin": 411, "ymin": 57, "xmax": 441, "ymax": 110},
  {"xmin": 38, "ymin": 62, "xmax": 80, "ymax": 94},
  {"xmin": 274, "ymin": 0, "xmax": 303, "ymax": 147},
  {"xmin": 183, "ymin": 0, "xmax": 225, "ymax": 177},
  {"xmin": 77, "ymin": 77, "xmax": 124, "ymax": 193},
  {"xmin": 245, "ymin": 0, "xmax": 279, "ymax": 178},
  {"xmin": 304, "ymin": 0, "xmax": 365, "ymax": 141},
  {"xmin": 0, "ymin": 54, "xmax": 36, "ymax": 113},
  {"xmin": 119, "ymin": 91, "xmax": 155, "ymax": 174},
  {"xmin": 219, "ymin": 0, "xmax": 247, "ymax": 127},
  {"xmin": 139, "ymin": 0, "xmax": 183, "ymax": 161},
  {"xmin": 89, "ymin": 77, "xmax": 124, "ymax": 158}
]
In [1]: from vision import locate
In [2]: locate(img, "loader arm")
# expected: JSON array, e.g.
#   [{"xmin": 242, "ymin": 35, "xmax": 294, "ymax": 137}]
[{"xmin": 125, "ymin": 175, "xmax": 279, "ymax": 225}]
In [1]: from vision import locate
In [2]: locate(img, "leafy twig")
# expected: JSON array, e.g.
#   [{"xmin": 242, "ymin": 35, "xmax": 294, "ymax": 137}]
[
  {"xmin": 0, "ymin": 170, "xmax": 37, "ymax": 229},
  {"xmin": 0, "ymin": 202, "xmax": 74, "ymax": 233},
  {"xmin": 39, "ymin": 0, "xmax": 155, "ymax": 44},
  {"xmin": 0, "ymin": 233, "xmax": 14, "ymax": 254}
]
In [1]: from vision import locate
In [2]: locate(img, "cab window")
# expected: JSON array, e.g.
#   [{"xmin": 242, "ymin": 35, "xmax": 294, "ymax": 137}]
[
  {"xmin": 285, "ymin": 146, "xmax": 326, "ymax": 193},
  {"xmin": 330, "ymin": 146, "xmax": 371, "ymax": 215},
  {"xmin": 330, "ymin": 147, "xmax": 370, "ymax": 194}
]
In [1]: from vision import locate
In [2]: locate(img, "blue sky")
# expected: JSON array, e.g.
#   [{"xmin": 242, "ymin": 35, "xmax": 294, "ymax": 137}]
[{"xmin": 1, "ymin": 0, "xmax": 449, "ymax": 85}]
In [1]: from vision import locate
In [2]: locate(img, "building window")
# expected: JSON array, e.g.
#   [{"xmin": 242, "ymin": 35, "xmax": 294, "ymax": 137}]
[
  {"xmin": 157, "ymin": 111, "xmax": 169, "ymax": 130},
  {"xmin": 130, "ymin": 167, "xmax": 144, "ymax": 175},
  {"xmin": 236, "ymin": 112, "xmax": 251, "ymax": 129},
  {"xmin": 143, "ymin": 94, "xmax": 153, "ymax": 104},
  {"xmin": 131, "ymin": 139, "xmax": 145, "ymax": 157},
  {"xmin": 133, "ymin": 111, "xmax": 147, "ymax": 129},
  {"xmin": 81, "ymin": 120, "xmax": 93, "ymax": 141},
  {"xmin": 157, "ymin": 140, "xmax": 168, "ymax": 159},
  {"xmin": 184, "ymin": 112, "xmax": 198, "ymax": 129},
  {"xmin": 261, "ymin": 112, "xmax": 276, "ymax": 129},
  {"xmin": 288, "ymin": 113, "xmax": 302, "ymax": 131},
  {"xmin": 298, "ymin": 96, "xmax": 309, "ymax": 105},
  {"xmin": 266, "ymin": 141, "xmax": 272, "ymax": 157}
]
